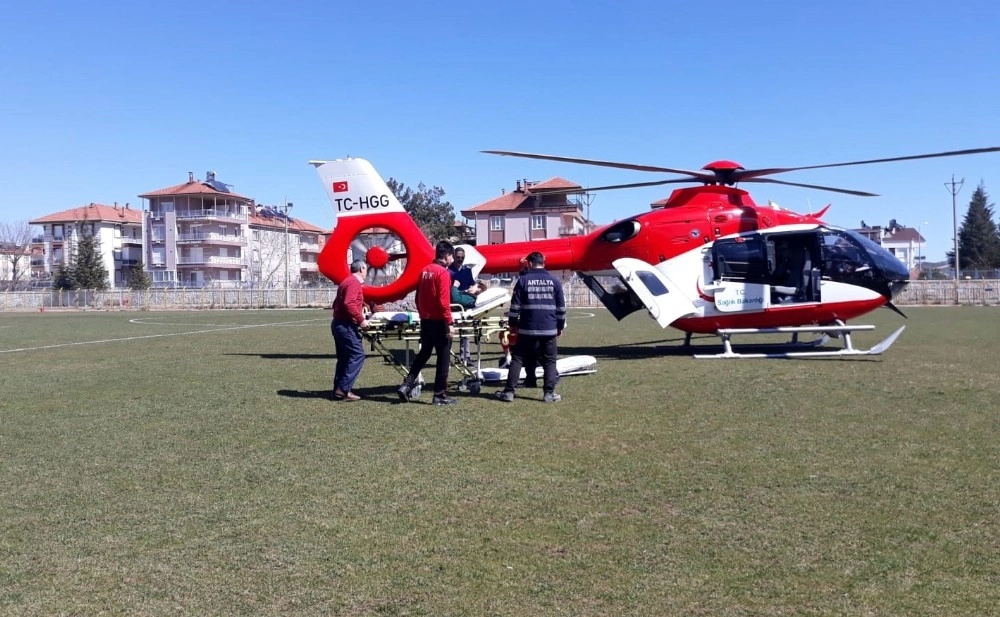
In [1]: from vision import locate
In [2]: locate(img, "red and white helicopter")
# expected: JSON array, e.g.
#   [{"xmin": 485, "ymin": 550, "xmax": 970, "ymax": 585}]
[{"xmin": 310, "ymin": 147, "xmax": 1000, "ymax": 358}]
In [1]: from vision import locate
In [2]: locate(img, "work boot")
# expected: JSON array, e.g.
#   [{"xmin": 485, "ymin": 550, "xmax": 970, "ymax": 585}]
[
  {"xmin": 494, "ymin": 390, "xmax": 515, "ymax": 402},
  {"xmin": 543, "ymin": 392, "xmax": 561, "ymax": 403},
  {"xmin": 431, "ymin": 394, "xmax": 458, "ymax": 405},
  {"xmin": 397, "ymin": 383, "xmax": 412, "ymax": 403}
]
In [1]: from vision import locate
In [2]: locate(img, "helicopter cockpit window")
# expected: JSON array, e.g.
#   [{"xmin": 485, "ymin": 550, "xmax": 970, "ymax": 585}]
[
  {"xmin": 821, "ymin": 231, "xmax": 873, "ymax": 277},
  {"xmin": 713, "ymin": 237, "xmax": 767, "ymax": 283},
  {"xmin": 601, "ymin": 219, "xmax": 641, "ymax": 244}
]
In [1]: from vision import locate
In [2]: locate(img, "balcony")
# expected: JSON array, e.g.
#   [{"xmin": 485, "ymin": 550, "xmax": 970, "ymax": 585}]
[
  {"xmin": 175, "ymin": 209, "xmax": 247, "ymax": 222},
  {"xmin": 300, "ymin": 262, "xmax": 319, "ymax": 271},
  {"xmin": 177, "ymin": 232, "xmax": 247, "ymax": 245},
  {"xmin": 176, "ymin": 256, "xmax": 244, "ymax": 266},
  {"xmin": 300, "ymin": 242, "xmax": 321, "ymax": 252},
  {"xmin": 558, "ymin": 225, "xmax": 586, "ymax": 236}
]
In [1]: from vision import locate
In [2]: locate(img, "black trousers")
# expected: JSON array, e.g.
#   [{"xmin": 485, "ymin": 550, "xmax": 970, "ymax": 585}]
[
  {"xmin": 504, "ymin": 334, "xmax": 558, "ymax": 393},
  {"xmin": 404, "ymin": 319, "xmax": 452, "ymax": 395}
]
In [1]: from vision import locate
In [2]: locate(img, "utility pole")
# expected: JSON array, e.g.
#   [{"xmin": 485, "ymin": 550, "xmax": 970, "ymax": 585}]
[
  {"xmin": 282, "ymin": 200, "xmax": 294, "ymax": 307},
  {"xmin": 580, "ymin": 192, "xmax": 595, "ymax": 231},
  {"xmin": 945, "ymin": 176, "xmax": 964, "ymax": 302}
]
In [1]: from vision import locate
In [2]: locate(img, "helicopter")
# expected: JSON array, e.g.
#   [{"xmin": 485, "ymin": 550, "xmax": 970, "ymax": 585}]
[{"xmin": 310, "ymin": 146, "xmax": 1000, "ymax": 358}]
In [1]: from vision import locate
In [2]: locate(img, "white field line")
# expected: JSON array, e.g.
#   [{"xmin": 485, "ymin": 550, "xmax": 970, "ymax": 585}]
[{"xmin": 0, "ymin": 318, "xmax": 327, "ymax": 354}]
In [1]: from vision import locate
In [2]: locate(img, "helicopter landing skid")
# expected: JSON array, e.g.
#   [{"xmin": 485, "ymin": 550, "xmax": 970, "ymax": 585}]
[{"xmin": 694, "ymin": 324, "xmax": 906, "ymax": 359}]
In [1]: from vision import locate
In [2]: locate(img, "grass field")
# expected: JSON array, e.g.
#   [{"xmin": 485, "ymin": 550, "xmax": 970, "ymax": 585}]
[{"xmin": 1, "ymin": 306, "xmax": 998, "ymax": 616}]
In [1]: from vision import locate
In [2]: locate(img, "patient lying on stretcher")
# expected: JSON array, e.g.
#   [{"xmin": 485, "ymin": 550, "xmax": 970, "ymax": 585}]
[
  {"xmin": 450, "ymin": 280, "xmax": 488, "ymax": 310},
  {"xmin": 370, "ymin": 285, "xmax": 510, "ymax": 325}
]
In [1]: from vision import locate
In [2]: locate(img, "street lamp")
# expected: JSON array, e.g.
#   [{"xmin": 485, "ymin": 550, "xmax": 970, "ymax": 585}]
[{"xmin": 282, "ymin": 201, "xmax": 293, "ymax": 307}]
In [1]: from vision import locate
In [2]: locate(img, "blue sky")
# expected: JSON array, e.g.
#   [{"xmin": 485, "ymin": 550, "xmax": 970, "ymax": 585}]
[{"xmin": 2, "ymin": 0, "xmax": 998, "ymax": 260}]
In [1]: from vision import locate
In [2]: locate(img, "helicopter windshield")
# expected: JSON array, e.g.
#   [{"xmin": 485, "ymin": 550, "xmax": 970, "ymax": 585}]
[{"xmin": 820, "ymin": 228, "xmax": 910, "ymax": 285}]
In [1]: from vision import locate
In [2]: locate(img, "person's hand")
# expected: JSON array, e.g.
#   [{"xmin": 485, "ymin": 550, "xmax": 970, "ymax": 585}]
[
  {"xmin": 359, "ymin": 319, "xmax": 370, "ymax": 329},
  {"xmin": 557, "ymin": 330, "xmax": 563, "ymax": 337},
  {"xmin": 448, "ymin": 325, "xmax": 455, "ymax": 338}
]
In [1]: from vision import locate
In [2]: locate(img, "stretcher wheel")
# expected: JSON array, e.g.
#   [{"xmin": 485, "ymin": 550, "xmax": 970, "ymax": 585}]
[
  {"xmin": 410, "ymin": 385, "xmax": 422, "ymax": 399},
  {"xmin": 468, "ymin": 381, "xmax": 481, "ymax": 395}
]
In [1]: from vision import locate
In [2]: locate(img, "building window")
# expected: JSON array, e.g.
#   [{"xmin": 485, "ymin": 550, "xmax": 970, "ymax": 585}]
[
  {"xmin": 490, "ymin": 216, "xmax": 504, "ymax": 231},
  {"xmin": 531, "ymin": 215, "xmax": 545, "ymax": 230}
]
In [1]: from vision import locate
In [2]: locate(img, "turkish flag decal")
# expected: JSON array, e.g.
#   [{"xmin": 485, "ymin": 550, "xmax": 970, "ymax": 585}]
[{"xmin": 332, "ymin": 181, "xmax": 349, "ymax": 193}]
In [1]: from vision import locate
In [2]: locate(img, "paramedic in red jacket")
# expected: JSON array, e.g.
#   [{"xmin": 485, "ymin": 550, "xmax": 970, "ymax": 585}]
[
  {"xmin": 398, "ymin": 240, "xmax": 458, "ymax": 405},
  {"xmin": 331, "ymin": 259, "xmax": 370, "ymax": 401}
]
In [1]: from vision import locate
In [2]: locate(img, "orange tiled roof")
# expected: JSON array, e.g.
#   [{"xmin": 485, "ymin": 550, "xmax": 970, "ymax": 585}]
[
  {"xmin": 461, "ymin": 177, "xmax": 584, "ymax": 216},
  {"xmin": 461, "ymin": 191, "xmax": 531, "ymax": 215},
  {"xmin": 248, "ymin": 211, "xmax": 327, "ymax": 233},
  {"xmin": 526, "ymin": 177, "xmax": 582, "ymax": 192},
  {"xmin": 30, "ymin": 203, "xmax": 142, "ymax": 225},
  {"xmin": 139, "ymin": 180, "xmax": 251, "ymax": 200}
]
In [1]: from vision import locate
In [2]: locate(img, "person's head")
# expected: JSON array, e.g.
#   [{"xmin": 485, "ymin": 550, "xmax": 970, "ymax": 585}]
[
  {"xmin": 453, "ymin": 247, "xmax": 466, "ymax": 266},
  {"xmin": 435, "ymin": 240, "xmax": 454, "ymax": 264},
  {"xmin": 349, "ymin": 259, "xmax": 367, "ymax": 277},
  {"xmin": 526, "ymin": 251, "xmax": 545, "ymax": 268}
]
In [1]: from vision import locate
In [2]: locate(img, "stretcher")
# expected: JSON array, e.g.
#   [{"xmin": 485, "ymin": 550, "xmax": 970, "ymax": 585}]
[
  {"xmin": 363, "ymin": 288, "xmax": 512, "ymax": 397},
  {"xmin": 479, "ymin": 355, "xmax": 598, "ymax": 383}
]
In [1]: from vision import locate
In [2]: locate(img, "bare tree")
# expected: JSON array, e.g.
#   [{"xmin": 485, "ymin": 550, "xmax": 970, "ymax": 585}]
[
  {"xmin": 248, "ymin": 229, "xmax": 294, "ymax": 287},
  {"xmin": 0, "ymin": 220, "xmax": 34, "ymax": 291}
]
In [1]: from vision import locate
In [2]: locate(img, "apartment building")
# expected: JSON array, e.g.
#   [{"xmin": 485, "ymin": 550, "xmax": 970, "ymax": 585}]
[
  {"xmin": 460, "ymin": 177, "xmax": 594, "ymax": 245},
  {"xmin": 247, "ymin": 206, "xmax": 327, "ymax": 287},
  {"xmin": 27, "ymin": 171, "xmax": 329, "ymax": 289},
  {"xmin": 29, "ymin": 203, "xmax": 143, "ymax": 288},
  {"xmin": 139, "ymin": 172, "xmax": 252, "ymax": 287}
]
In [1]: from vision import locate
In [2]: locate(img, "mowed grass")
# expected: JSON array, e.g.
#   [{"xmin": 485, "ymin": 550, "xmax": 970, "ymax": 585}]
[{"xmin": 0, "ymin": 307, "xmax": 997, "ymax": 616}]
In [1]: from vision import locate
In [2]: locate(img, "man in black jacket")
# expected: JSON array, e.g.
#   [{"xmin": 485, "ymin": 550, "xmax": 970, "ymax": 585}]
[{"xmin": 495, "ymin": 251, "xmax": 566, "ymax": 403}]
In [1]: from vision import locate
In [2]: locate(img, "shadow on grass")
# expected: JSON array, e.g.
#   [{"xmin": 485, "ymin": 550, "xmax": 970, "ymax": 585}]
[
  {"xmin": 278, "ymin": 384, "xmax": 408, "ymax": 404},
  {"xmin": 228, "ymin": 353, "xmax": 335, "ymax": 360},
  {"xmin": 557, "ymin": 334, "xmax": 713, "ymax": 359}
]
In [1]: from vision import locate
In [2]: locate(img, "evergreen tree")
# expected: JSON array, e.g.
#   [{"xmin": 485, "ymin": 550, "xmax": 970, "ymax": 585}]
[
  {"xmin": 385, "ymin": 178, "xmax": 457, "ymax": 243},
  {"xmin": 72, "ymin": 223, "xmax": 109, "ymax": 290},
  {"xmin": 947, "ymin": 183, "xmax": 1000, "ymax": 272},
  {"xmin": 128, "ymin": 258, "xmax": 152, "ymax": 290},
  {"xmin": 53, "ymin": 263, "xmax": 77, "ymax": 290}
]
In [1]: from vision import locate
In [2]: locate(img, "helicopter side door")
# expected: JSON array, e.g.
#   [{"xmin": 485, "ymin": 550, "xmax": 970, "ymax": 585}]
[
  {"xmin": 611, "ymin": 257, "xmax": 698, "ymax": 328},
  {"xmin": 710, "ymin": 231, "xmax": 822, "ymax": 309}
]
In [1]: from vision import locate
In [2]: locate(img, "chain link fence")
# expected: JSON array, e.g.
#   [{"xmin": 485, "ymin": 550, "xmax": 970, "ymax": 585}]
[{"xmin": 1, "ymin": 278, "xmax": 998, "ymax": 312}]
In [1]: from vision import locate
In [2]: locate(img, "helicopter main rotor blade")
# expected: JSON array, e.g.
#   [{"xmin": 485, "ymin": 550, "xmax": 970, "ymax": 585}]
[
  {"xmin": 746, "ymin": 177, "xmax": 879, "ymax": 197},
  {"xmin": 739, "ymin": 146, "xmax": 1000, "ymax": 180},
  {"xmin": 483, "ymin": 150, "xmax": 710, "ymax": 178},
  {"xmin": 532, "ymin": 178, "xmax": 696, "ymax": 195}
]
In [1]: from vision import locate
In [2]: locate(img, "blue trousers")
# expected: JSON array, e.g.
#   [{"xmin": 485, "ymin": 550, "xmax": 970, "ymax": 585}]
[{"xmin": 332, "ymin": 319, "xmax": 366, "ymax": 394}]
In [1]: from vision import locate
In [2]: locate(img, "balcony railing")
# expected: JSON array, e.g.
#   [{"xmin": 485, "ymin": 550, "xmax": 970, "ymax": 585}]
[
  {"xmin": 300, "ymin": 242, "xmax": 321, "ymax": 252},
  {"xmin": 177, "ymin": 232, "xmax": 247, "ymax": 243},
  {"xmin": 300, "ymin": 262, "xmax": 319, "ymax": 271},
  {"xmin": 175, "ymin": 209, "xmax": 247, "ymax": 221},
  {"xmin": 176, "ymin": 256, "xmax": 244, "ymax": 266}
]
